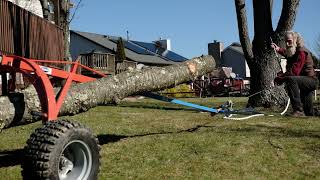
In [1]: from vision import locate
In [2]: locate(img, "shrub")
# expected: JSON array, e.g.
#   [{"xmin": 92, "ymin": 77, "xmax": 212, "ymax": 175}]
[{"xmin": 160, "ymin": 84, "xmax": 195, "ymax": 98}]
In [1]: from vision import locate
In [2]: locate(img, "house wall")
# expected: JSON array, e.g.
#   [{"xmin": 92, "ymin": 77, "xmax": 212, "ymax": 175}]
[
  {"xmin": 221, "ymin": 49, "xmax": 248, "ymax": 78},
  {"xmin": 8, "ymin": 0, "xmax": 43, "ymax": 17},
  {"xmin": 245, "ymin": 60, "xmax": 250, "ymax": 77},
  {"xmin": 70, "ymin": 33, "xmax": 113, "ymax": 60},
  {"xmin": 280, "ymin": 58, "xmax": 287, "ymax": 72}
]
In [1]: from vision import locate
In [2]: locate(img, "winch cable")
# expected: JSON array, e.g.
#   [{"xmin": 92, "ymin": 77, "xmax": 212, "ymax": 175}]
[
  {"xmin": 269, "ymin": 37, "xmax": 291, "ymax": 116},
  {"xmin": 222, "ymin": 89, "xmax": 291, "ymax": 120},
  {"xmin": 223, "ymin": 101, "xmax": 290, "ymax": 120},
  {"xmin": 270, "ymin": 37, "xmax": 283, "ymax": 69},
  {"xmin": 221, "ymin": 99, "xmax": 264, "ymax": 120},
  {"xmin": 223, "ymin": 113, "xmax": 265, "ymax": 120},
  {"xmin": 280, "ymin": 98, "xmax": 290, "ymax": 115}
]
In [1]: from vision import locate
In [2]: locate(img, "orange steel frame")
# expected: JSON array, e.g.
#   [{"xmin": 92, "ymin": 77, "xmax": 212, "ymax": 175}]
[{"xmin": 0, "ymin": 54, "xmax": 107, "ymax": 122}]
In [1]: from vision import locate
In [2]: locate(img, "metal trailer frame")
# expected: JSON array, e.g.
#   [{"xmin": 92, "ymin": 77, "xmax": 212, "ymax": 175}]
[{"xmin": 0, "ymin": 54, "xmax": 106, "ymax": 121}]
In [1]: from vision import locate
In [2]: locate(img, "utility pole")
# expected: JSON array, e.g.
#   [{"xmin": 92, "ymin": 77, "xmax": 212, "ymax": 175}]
[{"xmin": 126, "ymin": 30, "xmax": 129, "ymax": 41}]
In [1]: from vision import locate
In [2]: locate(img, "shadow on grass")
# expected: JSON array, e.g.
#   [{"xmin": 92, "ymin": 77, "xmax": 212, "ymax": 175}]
[
  {"xmin": 98, "ymin": 122, "xmax": 320, "ymax": 145},
  {"xmin": 98, "ymin": 122, "xmax": 216, "ymax": 145},
  {"xmin": 0, "ymin": 149, "xmax": 24, "ymax": 167},
  {"xmin": 1, "ymin": 123, "xmax": 319, "ymax": 168},
  {"xmin": 223, "ymin": 124, "xmax": 320, "ymax": 139}
]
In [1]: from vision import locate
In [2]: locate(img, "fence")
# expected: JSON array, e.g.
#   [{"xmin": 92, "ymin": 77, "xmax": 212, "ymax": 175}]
[
  {"xmin": 0, "ymin": 0, "xmax": 65, "ymax": 95},
  {"xmin": 80, "ymin": 52, "xmax": 116, "ymax": 75},
  {"xmin": 116, "ymin": 60, "xmax": 137, "ymax": 74},
  {"xmin": 0, "ymin": 0, "xmax": 65, "ymax": 60}
]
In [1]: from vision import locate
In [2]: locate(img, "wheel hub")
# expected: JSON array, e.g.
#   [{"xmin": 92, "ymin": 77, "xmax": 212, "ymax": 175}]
[
  {"xmin": 58, "ymin": 140, "xmax": 92, "ymax": 180},
  {"xmin": 59, "ymin": 156, "xmax": 74, "ymax": 179}
]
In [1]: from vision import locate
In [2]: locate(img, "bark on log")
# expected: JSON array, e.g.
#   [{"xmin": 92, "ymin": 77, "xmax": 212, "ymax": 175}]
[{"xmin": 0, "ymin": 55, "xmax": 215, "ymax": 129}]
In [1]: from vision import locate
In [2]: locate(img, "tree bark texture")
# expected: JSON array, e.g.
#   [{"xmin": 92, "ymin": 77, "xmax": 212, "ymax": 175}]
[
  {"xmin": 0, "ymin": 55, "xmax": 216, "ymax": 129},
  {"xmin": 234, "ymin": 0, "xmax": 300, "ymax": 107},
  {"xmin": 234, "ymin": 0, "xmax": 253, "ymax": 62},
  {"xmin": 247, "ymin": 58, "xmax": 288, "ymax": 107}
]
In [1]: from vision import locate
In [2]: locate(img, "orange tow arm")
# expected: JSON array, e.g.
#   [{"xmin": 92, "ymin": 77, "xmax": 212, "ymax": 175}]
[{"xmin": 0, "ymin": 54, "xmax": 106, "ymax": 121}]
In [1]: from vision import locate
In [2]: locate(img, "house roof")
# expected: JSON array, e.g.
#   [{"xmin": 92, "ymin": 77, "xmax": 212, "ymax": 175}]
[
  {"xmin": 223, "ymin": 42, "xmax": 286, "ymax": 59},
  {"xmin": 223, "ymin": 42, "xmax": 244, "ymax": 55},
  {"xmin": 71, "ymin": 30, "xmax": 188, "ymax": 65}
]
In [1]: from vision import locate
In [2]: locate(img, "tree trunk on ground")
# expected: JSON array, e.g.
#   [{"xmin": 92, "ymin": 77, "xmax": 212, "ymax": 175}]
[
  {"xmin": 0, "ymin": 55, "xmax": 215, "ymax": 130},
  {"xmin": 234, "ymin": 0, "xmax": 300, "ymax": 107}
]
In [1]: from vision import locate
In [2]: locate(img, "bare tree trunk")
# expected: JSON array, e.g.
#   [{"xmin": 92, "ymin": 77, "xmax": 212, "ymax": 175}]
[
  {"xmin": 0, "ymin": 55, "xmax": 215, "ymax": 129},
  {"xmin": 60, "ymin": 0, "xmax": 72, "ymax": 63},
  {"xmin": 248, "ymin": 0, "xmax": 286, "ymax": 107}
]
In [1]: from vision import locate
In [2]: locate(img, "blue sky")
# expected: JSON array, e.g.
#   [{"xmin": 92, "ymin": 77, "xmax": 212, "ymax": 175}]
[{"xmin": 70, "ymin": 0, "xmax": 320, "ymax": 59}]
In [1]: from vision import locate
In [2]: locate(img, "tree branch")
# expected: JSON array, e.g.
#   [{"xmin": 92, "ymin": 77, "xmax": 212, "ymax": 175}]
[
  {"xmin": 69, "ymin": 0, "xmax": 83, "ymax": 23},
  {"xmin": 234, "ymin": 0, "xmax": 254, "ymax": 63},
  {"xmin": 252, "ymin": 0, "xmax": 274, "ymax": 51},
  {"xmin": 276, "ymin": 0, "xmax": 300, "ymax": 33}
]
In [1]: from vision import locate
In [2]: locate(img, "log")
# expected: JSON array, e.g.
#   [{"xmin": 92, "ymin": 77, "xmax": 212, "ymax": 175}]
[{"xmin": 0, "ymin": 55, "xmax": 215, "ymax": 129}]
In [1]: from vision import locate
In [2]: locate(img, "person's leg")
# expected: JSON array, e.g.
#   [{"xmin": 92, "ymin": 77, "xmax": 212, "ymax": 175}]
[
  {"xmin": 285, "ymin": 76, "xmax": 303, "ymax": 112},
  {"xmin": 286, "ymin": 76, "xmax": 318, "ymax": 115},
  {"xmin": 301, "ymin": 90, "xmax": 314, "ymax": 116}
]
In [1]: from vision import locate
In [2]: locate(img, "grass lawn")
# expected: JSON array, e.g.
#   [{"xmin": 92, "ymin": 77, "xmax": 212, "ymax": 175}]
[{"xmin": 0, "ymin": 97, "xmax": 320, "ymax": 179}]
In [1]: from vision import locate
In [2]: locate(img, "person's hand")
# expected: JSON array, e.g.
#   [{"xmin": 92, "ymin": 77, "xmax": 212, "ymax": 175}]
[
  {"xmin": 274, "ymin": 76, "xmax": 284, "ymax": 86},
  {"xmin": 277, "ymin": 71, "xmax": 284, "ymax": 77},
  {"xmin": 271, "ymin": 43, "xmax": 280, "ymax": 51}
]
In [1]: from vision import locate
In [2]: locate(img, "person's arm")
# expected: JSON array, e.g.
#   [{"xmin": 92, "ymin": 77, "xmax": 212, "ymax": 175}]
[
  {"xmin": 285, "ymin": 50, "xmax": 306, "ymax": 76},
  {"xmin": 277, "ymin": 48, "xmax": 286, "ymax": 57},
  {"xmin": 271, "ymin": 43, "xmax": 285, "ymax": 56}
]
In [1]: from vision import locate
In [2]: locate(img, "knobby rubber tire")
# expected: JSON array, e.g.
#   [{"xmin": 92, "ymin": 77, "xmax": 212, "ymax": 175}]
[{"xmin": 21, "ymin": 119, "xmax": 100, "ymax": 180}]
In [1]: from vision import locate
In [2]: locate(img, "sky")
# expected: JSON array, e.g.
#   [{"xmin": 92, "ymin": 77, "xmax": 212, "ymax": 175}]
[{"xmin": 70, "ymin": 0, "xmax": 320, "ymax": 59}]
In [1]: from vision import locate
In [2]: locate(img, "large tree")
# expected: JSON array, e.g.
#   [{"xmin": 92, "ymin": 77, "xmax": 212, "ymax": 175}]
[
  {"xmin": 234, "ymin": 0, "xmax": 300, "ymax": 107},
  {"xmin": 116, "ymin": 37, "xmax": 126, "ymax": 63}
]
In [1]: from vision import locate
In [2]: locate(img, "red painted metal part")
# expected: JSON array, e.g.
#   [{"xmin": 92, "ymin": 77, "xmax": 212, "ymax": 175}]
[{"xmin": 0, "ymin": 54, "xmax": 106, "ymax": 122}]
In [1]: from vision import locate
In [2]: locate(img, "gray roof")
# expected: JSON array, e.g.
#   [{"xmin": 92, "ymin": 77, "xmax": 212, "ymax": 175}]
[
  {"xmin": 71, "ymin": 30, "xmax": 186, "ymax": 65},
  {"xmin": 223, "ymin": 42, "xmax": 244, "ymax": 55}
]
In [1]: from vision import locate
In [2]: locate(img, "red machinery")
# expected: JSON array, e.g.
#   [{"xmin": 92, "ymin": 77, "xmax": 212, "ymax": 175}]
[
  {"xmin": 0, "ymin": 54, "xmax": 105, "ymax": 179},
  {"xmin": 0, "ymin": 54, "xmax": 106, "ymax": 121}
]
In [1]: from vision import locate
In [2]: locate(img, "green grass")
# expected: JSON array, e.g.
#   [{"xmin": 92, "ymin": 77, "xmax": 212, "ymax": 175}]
[{"xmin": 1, "ymin": 97, "xmax": 320, "ymax": 179}]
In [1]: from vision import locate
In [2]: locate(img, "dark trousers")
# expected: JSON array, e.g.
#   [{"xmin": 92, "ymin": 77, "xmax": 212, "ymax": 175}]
[{"xmin": 285, "ymin": 76, "xmax": 318, "ymax": 116}]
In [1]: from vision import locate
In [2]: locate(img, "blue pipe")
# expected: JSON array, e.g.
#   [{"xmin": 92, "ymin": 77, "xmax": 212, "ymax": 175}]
[{"xmin": 143, "ymin": 92, "xmax": 219, "ymax": 113}]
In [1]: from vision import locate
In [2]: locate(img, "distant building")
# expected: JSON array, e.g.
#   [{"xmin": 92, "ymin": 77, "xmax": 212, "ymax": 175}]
[
  {"xmin": 70, "ymin": 30, "xmax": 188, "ymax": 75},
  {"xmin": 208, "ymin": 41, "xmax": 250, "ymax": 78}
]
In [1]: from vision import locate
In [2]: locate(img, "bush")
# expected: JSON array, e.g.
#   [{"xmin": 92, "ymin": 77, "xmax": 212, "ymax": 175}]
[{"xmin": 160, "ymin": 84, "xmax": 195, "ymax": 98}]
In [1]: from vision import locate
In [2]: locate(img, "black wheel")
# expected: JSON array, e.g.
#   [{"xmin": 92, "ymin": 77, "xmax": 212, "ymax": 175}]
[{"xmin": 22, "ymin": 119, "xmax": 100, "ymax": 180}]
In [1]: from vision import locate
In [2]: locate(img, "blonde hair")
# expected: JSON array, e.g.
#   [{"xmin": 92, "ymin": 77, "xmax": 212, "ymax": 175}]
[{"xmin": 286, "ymin": 31, "xmax": 304, "ymax": 48}]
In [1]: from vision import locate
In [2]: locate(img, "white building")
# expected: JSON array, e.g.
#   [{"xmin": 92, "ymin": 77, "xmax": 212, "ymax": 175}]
[{"xmin": 7, "ymin": 0, "xmax": 43, "ymax": 17}]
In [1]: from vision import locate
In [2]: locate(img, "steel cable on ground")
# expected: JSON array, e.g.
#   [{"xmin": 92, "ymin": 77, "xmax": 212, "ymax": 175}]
[{"xmin": 222, "ymin": 94, "xmax": 290, "ymax": 121}]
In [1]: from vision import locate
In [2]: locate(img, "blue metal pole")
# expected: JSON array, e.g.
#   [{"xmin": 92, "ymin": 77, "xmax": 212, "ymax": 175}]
[{"xmin": 143, "ymin": 92, "xmax": 218, "ymax": 113}]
